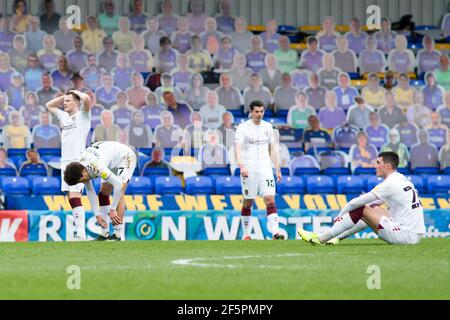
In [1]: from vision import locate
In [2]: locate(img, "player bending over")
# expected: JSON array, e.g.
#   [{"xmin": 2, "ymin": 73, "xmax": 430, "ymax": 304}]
[
  {"xmin": 46, "ymin": 90, "xmax": 91, "ymax": 240},
  {"xmin": 298, "ymin": 152, "xmax": 425, "ymax": 245},
  {"xmin": 235, "ymin": 100, "xmax": 284, "ymax": 240},
  {"xmin": 63, "ymin": 141, "xmax": 137, "ymax": 241}
]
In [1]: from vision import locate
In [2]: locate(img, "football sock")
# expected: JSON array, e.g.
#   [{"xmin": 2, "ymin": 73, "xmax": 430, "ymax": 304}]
[
  {"xmin": 114, "ymin": 224, "xmax": 124, "ymax": 238},
  {"xmin": 69, "ymin": 198, "xmax": 85, "ymax": 239},
  {"xmin": 98, "ymin": 193, "xmax": 111, "ymax": 236},
  {"xmin": 318, "ymin": 206, "xmax": 365, "ymax": 243},
  {"xmin": 241, "ymin": 207, "xmax": 251, "ymax": 236},
  {"xmin": 318, "ymin": 213, "xmax": 356, "ymax": 243},
  {"xmin": 336, "ymin": 220, "xmax": 369, "ymax": 240},
  {"xmin": 267, "ymin": 204, "xmax": 279, "ymax": 235}
]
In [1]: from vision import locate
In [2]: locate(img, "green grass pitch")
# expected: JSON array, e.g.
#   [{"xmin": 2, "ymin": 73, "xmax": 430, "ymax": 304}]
[{"xmin": 0, "ymin": 238, "xmax": 449, "ymax": 299}]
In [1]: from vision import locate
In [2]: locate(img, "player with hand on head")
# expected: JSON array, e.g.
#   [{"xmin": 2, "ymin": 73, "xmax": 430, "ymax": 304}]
[
  {"xmin": 63, "ymin": 141, "xmax": 137, "ymax": 241},
  {"xmin": 235, "ymin": 100, "xmax": 284, "ymax": 240},
  {"xmin": 45, "ymin": 89, "xmax": 91, "ymax": 241},
  {"xmin": 298, "ymin": 152, "xmax": 426, "ymax": 245}
]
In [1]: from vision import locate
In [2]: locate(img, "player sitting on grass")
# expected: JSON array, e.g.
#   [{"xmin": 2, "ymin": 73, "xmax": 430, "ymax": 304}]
[
  {"xmin": 63, "ymin": 141, "xmax": 137, "ymax": 241},
  {"xmin": 235, "ymin": 100, "xmax": 284, "ymax": 240},
  {"xmin": 298, "ymin": 152, "xmax": 426, "ymax": 245}
]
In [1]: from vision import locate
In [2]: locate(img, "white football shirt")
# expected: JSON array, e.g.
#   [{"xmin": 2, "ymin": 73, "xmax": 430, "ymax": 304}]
[
  {"xmin": 234, "ymin": 119, "xmax": 274, "ymax": 173},
  {"xmin": 79, "ymin": 141, "xmax": 133, "ymax": 179},
  {"xmin": 371, "ymin": 172, "xmax": 426, "ymax": 234},
  {"xmin": 56, "ymin": 107, "xmax": 91, "ymax": 162}
]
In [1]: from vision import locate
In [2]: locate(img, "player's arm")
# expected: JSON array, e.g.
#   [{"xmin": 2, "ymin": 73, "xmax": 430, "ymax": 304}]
[
  {"xmin": 70, "ymin": 90, "xmax": 92, "ymax": 112},
  {"xmin": 234, "ymin": 127, "xmax": 248, "ymax": 177},
  {"xmin": 337, "ymin": 192, "xmax": 381, "ymax": 218},
  {"xmin": 269, "ymin": 131, "xmax": 282, "ymax": 182},
  {"xmin": 84, "ymin": 179, "xmax": 108, "ymax": 227},
  {"xmin": 102, "ymin": 171, "xmax": 127, "ymax": 224},
  {"xmin": 45, "ymin": 94, "xmax": 65, "ymax": 115}
]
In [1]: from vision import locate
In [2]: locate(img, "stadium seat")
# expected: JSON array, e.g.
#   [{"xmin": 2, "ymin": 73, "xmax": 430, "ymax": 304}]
[
  {"xmin": 229, "ymin": 109, "xmax": 244, "ymax": 118},
  {"xmin": 247, "ymin": 25, "xmax": 266, "ymax": 33},
  {"xmin": 306, "ymin": 176, "xmax": 335, "ymax": 194},
  {"xmin": 290, "ymin": 155, "xmax": 321, "ymax": 176},
  {"xmin": 38, "ymin": 148, "xmax": 61, "ymax": 163},
  {"xmin": 215, "ymin": 176, "xmax": 241, "ymax": 195},
  {"xmin": 7, "ymin": 148, "xmax": 28, "ymax": 169},
  {"xmin": 277, "ymin": 176, "xmax": 305, "ymax": 194},
  {"xmin": 138, "ymin": 148, "xmax": 153, "ymax": 156},
  {"xmin": 0, "ymin": 167, "xmax": 17, "ymax": 179},
  {"xmin": 405, "ymin": 175, "xmax": 426, "ymax": 195},
  {"xmin": 354, "ymin": 167, "xmax": 376, "ymax": 175},
  {"xmin": 32, "ymin": 177, "xmax": 62, "ymax": 195},
  {"xmin": 19, "ymin": 165, "xmax": 48, "ymax": 177},
  {"xmin": 202, "ymin": 167, "xmax": 231, "ymax": 176},
  {"xmin": 337, "ymin": 176, "xmax": 365, "ymax": 194},
  {"xmin": 413, "ymin": 167, "xmax": 440, "ymax": 175},
  {"xmin": 427, "ymin": 175, "xmax": 450, "ymax": 194},
  {"xmin": 443, "ymin": 167, "xmax": 450, "ymax": 175},
  {"xmin": 319, "ymin": 150, "xmax": 350, "ymax": 175},
  {"xmin": 185, "ymin": 176, "xmax": 214, "ymax": 195},
  {"xmin": 1, "ymin": 177, "xmax": 31, "ymax": 195},
  {"xmin": 397, "ymin": 167, "xmax": 411, "ymax": 175},
  {"xmin": 366, "ymin": 176, "xmax": 384, "ymax": 191},
  {"xmin": 155, "ymin": 176, "xmax": 183, "ymax": 194},
  {"xmin": 126, "ymin": 176, "xmax": 152, "ymax": 195},
  {"xmin": 142, "ymin": 167, "xmax": 170, "ymax": 177}
]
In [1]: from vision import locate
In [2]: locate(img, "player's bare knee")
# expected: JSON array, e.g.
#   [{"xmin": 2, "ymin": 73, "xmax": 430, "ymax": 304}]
[
  {"xmin": 263, "ymin": 196, "xmax": 275, "ymax": 206},
  {"xmin": 68, "ymin": 192, "xmax": 82, "ymax": 199}
]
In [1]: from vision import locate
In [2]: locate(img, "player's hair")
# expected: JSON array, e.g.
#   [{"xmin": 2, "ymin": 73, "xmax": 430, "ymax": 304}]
[
  {"xmin": 249, "ymin": 100, "xmax": 265, "ymax": 111},
  {"xmin": 65, "ymin": 91, "xmax": 81, "ymax": 102},
  {"xmin": 378, "ymin": 152, "xmax": 399, "ymax": 170},
  {"xmin": 64, "ymin": 162, "xmax": 85, "ymax": 186}
]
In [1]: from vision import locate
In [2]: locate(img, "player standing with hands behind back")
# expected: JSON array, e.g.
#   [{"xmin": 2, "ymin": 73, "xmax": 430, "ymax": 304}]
[
  {"xmin": 46, "ymin": 90, "xmax": 92, "ymax": 240},
  {"xmin": 235, "ymin": 100, "xmax": 284, "ymax": 240}
]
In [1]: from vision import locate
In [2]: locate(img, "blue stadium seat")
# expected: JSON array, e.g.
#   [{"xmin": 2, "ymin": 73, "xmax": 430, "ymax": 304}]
[
  {"xmin": 138, "ymin": 148, "xmax": 153, "ymax": 156},
  {"xmin": 185, "ymin": 176, "xmax": 214, "ymax": 195},
  {"xmin": 444, "ymin": 167, "xmax": 450, "ymax": 175},
  {"xmin": 397, "ymin": 167, "xmax": 411, "ymax": 175},
  {"xmin": 0, "ymin": 167, "xmax": 17, "ymax": 179},
  {"xmin": 7, "ymin": 148, "xmax": 27, "ymax": 169},
  {"xmin": 293, "ymin": 167, "xmax": 321, "ymax": 176},
  {"xmin": 202, "ymin": 167, "xmax": 231, "ymax": 176},
  {"xmin": 155, "ymin": 176, "xmax": 183, "ymax": 194},
  {"xmin": 306, "ymin": 176, "xmax": 335, "ymax": 194},
  {"xmin": 280, "ymin": 167, "xmax": 290, "ymax": 176},
  {"xmin": 277, "ymin": 176, "xmax": 305, "ymax": 194},
  {"xmin": 337, "ymin": 176, "xmax": 365, "ymax": 194},
  {"xmin": 138, "ymin": 155, "xmax": 151, "ymax": 171},
  {"xmin": 354, "ymin": 167, "xmax": 376, "ymax": 175},
  {"xmin": 427, "ymin": 175, "xmax": 450, "ymax": 194},
  {"xmin": 215, "ymin": 176, "xmax": 241, "ymax": 195},
  {"xmin": 324, "ymin": 167, "xmax": 351, "ymax": 175},
  {"xmin": 142, "ymin": 166, "xmax": 170, "ymax": 177},
  {"xmin": 366, "ymin": 176, "xmax": 384, "ymax": 191},
  {"xmin": 37, "ymin": 148, "xmax": 61, "ymax": 163},
  {"xmin": 19, "ymin": 164, "xmax": 48, "ymax": 177},
  {"xmin": 1, "ymin": 177, "xmax": 31, "ymax": 195},
  {"xmin": 413, "ymin": 167, "xmax": 440, "ymax": 175},
  {"xmin": 405, "ymin": 175, "xmax": 426, "ymax": 194},
  {"xmin": 126, "ymin": 176, "xmax": 153, "ymax": 195},
  {"xmin": 290, "ymin": 155, "xmax": 320, "ymax": 176},
  {"xmin": 32, "ymin": 177, "xmax": 62, "ymax": 195},
  {"xmin": 229, "ymin": 109, "xmax": 244, "ymax": 118},
  {"xmin": 277, "ymin": 109, "xmax": 289, "ymax": 118}
]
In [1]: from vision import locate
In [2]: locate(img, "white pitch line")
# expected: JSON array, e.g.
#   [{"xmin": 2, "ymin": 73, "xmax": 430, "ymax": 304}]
[{"xmin": 171, "ymin": 252, "xmax": 347, "ymax": 269}]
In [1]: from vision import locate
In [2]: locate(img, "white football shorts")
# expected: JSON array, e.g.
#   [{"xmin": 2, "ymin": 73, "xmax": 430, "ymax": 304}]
[
  {"xmin": 240, "ymin": 170, "xmax": 276, "ymax": 200},
  {"xmin": 378, "ymin": 215, "xmax": 422, "ymax": 245}
]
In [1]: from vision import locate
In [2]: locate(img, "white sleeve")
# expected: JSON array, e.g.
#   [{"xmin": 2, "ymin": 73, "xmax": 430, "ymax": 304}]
[
  {"xmin": 338, "ymin": 192, "xmax": 380, "ymax": 217},
  {"xmin": 54, "ymin": 109, "xmax": 66, "ymax": 123},
  {"xmin": 234, "ymin": 125, "xmax": 244, "ymax": 145}
]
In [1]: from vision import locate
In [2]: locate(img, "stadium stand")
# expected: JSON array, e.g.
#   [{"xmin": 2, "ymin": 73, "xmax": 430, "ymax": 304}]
[{"xmin": 0, "ymin": 2, "xmax": 449, "ymax": 199}]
